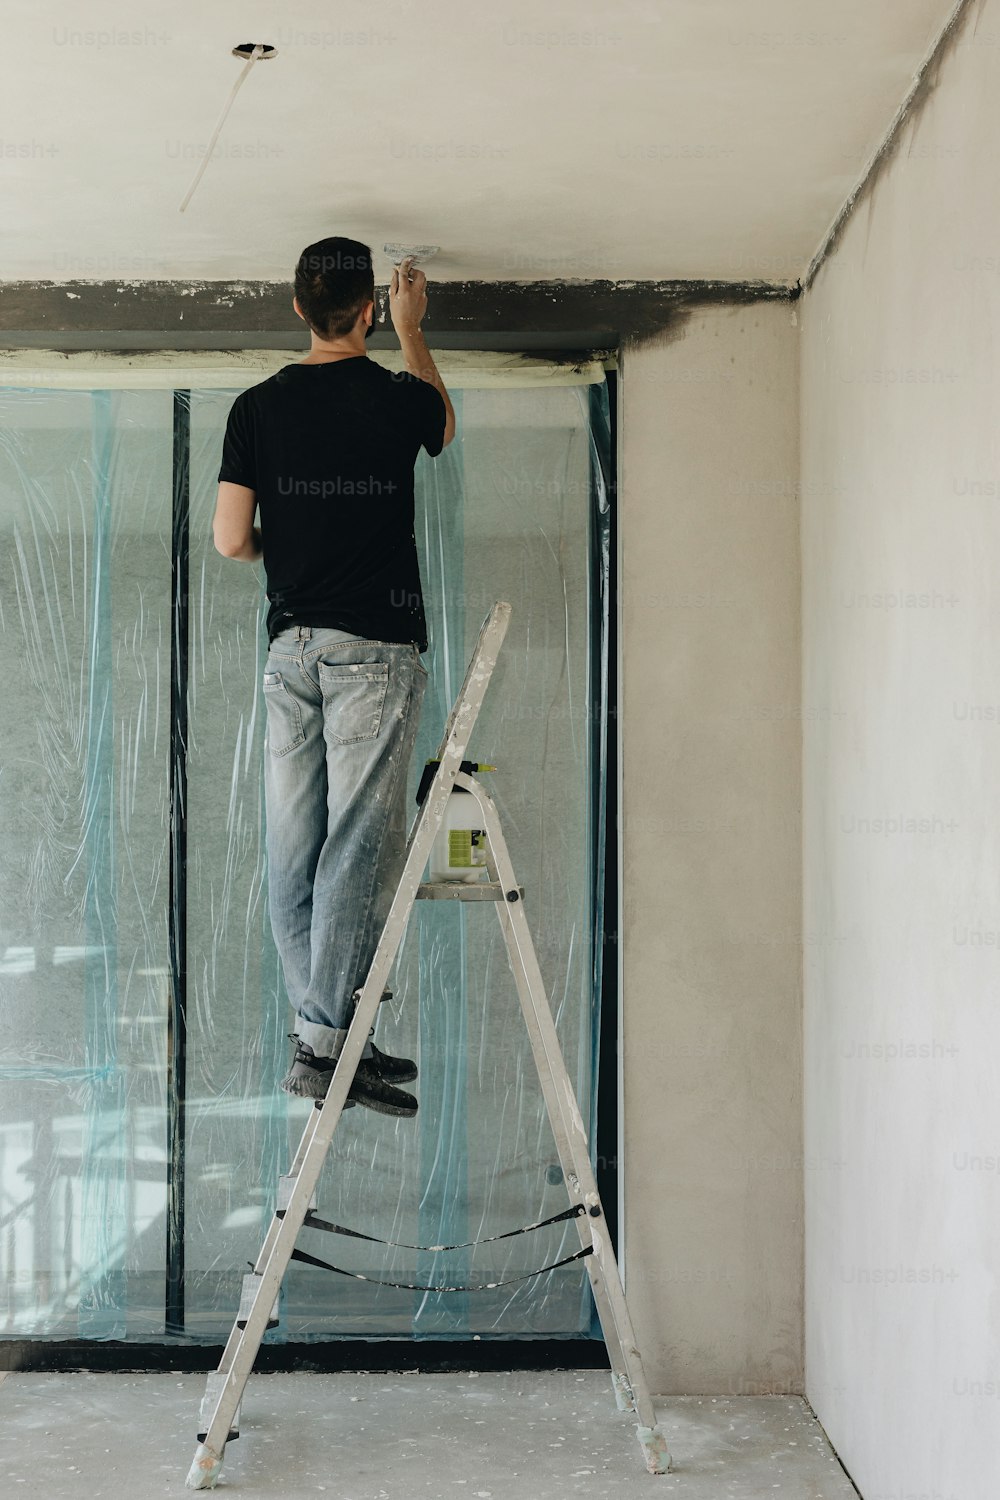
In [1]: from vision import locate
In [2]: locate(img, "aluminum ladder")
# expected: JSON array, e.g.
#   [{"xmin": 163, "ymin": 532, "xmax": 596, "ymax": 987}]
[{"xmin": 187, "ymin": 600, "xmax": 672, "ymax": 1488}]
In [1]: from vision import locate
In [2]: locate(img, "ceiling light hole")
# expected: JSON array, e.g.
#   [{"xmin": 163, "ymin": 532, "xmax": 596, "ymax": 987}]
[{"xmin": 231, "ymin": 43, "xmax": 277, "ymax": 61}]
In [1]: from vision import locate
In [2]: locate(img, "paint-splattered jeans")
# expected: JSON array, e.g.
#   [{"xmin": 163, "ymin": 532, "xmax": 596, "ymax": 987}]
[{"xmin": 262, "ymin": 625, "xmax": 427, "ymax": 1059}]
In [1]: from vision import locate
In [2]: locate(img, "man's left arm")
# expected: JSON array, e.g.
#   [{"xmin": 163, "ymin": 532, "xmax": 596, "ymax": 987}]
[{"xmin": 214, "ymin": 481, "xmax": 262, "ymax": 560}]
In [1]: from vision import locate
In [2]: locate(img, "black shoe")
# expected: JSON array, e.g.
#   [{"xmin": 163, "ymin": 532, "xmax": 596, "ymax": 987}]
[
  {"xmin": 367, "ymin": 1028, "xmax": 418, "ymax": 1084},
  {"xmin": 281, "ymin": 1038, "xmax": 417, "ymax": 1117},
  {"xmin": 349, "ymin": 992, "xmax": 418, "ymax": 1084}
]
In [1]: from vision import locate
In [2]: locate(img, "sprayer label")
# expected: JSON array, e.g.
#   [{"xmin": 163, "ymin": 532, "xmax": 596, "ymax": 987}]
[{"xmin": 448, "ymin": 830, "xmax": 474, "ymax": 867}]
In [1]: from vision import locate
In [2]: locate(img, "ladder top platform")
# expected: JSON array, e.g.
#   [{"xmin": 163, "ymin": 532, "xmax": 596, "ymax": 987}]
[{"xmin": 417, "ymin": 881, "xmax": 524, "ymax": 901}]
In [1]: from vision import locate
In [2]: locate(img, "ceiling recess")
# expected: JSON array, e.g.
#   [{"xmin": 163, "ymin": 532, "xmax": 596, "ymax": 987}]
[{"xmin": 231, "ymin": 43, "xmax": 277, "ymax": 61}]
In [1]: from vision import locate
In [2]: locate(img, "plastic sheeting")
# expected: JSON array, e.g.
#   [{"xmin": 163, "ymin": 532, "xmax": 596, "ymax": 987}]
[{"xmin": 0, "ymin": 371, "xmax": 611, "ymax": 1345}]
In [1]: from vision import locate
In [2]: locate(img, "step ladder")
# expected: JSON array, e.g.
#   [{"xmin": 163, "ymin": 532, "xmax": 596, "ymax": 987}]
[{"xmin": 186, "ymin": 601, "xmax": 672, "ymax": 1489}]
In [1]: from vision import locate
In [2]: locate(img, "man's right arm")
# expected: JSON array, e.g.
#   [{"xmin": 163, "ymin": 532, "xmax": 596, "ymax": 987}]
[
  {"xmin": 390, "ymin": 257, "xmax": 456, "ymax": 448},
  {"xmin": 213, "ymin": 481, "xmax": 262, "ymax": 560}
]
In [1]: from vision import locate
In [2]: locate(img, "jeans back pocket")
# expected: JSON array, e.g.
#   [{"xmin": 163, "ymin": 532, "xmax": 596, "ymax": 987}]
[{"xmin": 318, "ymin": 661, "xmax": 390, "ymax": 744}]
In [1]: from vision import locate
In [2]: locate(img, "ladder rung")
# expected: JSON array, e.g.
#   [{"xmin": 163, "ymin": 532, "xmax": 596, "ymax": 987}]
[
  {"xmin": 236, "ymin": 1271, "xmax": 279, "ymax": 1331},
  {"xmin": 277, "ymin": 1174, "xmax": 318, "ymax": 1214},
  {"xmin": 198, "ymin": 1372, "xmax": 241, "ymax": 1442},
  {"xmin": 417, "ymin": 881, "xmax": 524, "ymax": 901}
]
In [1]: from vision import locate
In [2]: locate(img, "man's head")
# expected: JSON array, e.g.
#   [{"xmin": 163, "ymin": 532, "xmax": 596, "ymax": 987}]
[{"xmin": 293, "ymin": 236, "xmax": 375, "ymax": 341}]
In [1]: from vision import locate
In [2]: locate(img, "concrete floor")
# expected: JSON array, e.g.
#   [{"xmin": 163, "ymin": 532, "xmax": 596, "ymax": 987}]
[{"xmin": 0, "ymin": 1370, "xmax": 858, "ymax": 1499}]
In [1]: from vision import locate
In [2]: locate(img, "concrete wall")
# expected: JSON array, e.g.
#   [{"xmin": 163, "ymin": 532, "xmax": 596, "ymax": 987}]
[
  {"xmin": 800, "ymin": 3, "xmax": 1000, "ymax": 1494},
  {"xmin": 619, "ymin": 305, "xmax": 802, "ymax": 1393}
]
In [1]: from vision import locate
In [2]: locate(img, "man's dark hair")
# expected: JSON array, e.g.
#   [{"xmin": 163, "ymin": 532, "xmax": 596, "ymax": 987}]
[{"xmin": 294, "ymin": 236, "xmax": 375, "ymax": 339}]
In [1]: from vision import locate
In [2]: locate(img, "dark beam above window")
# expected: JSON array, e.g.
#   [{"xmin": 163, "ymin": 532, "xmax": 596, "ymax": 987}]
[{"xmin": 0, "ymin": 277, "xmax": 799, "ymax": 353}]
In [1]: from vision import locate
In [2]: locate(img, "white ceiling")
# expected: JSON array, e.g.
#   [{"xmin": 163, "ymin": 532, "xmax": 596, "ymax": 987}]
[{"xmin": 4, "ymin": 0, "xmax": 956, "ymax": 287}]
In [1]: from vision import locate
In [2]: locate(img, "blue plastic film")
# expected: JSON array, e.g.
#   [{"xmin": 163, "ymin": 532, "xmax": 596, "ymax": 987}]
[{"xmin": 0, "ymin": 374, "xmax": 611, "ymax": 1344}]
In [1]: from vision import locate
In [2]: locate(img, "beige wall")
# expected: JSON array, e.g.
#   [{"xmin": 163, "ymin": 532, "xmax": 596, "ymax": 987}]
[
  {"xmin": 619, "ymin": 305, "xmax": 802, "ymax": 1393},
  {"xmin": 801, "ymin": 2, "xmax": 1000, "ymax": 1494}
]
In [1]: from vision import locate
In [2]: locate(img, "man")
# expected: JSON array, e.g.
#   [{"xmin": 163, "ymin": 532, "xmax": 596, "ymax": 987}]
[{"xmin": 213, "ymin": 236, "xmax": 455, "ymax": 1116}]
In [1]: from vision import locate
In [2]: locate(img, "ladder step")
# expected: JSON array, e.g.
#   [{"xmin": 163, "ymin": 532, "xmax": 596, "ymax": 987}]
[
  {"xmin": 277, "ymin": 1174, "xmax": 318, "ymax": 1214},
  {"xmin": 417, "ymin": 881, "xmax": 524, "ymax": 901},
  {"xmin": 197, "ymin": 1372, "xmax": 241, "ymax": 1443},
  {"xmin": 236, "ymin": 1271, "xmax": 279, "ymax": 1330}
]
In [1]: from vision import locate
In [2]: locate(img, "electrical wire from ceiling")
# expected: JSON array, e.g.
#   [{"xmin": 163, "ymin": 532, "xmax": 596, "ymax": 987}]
[{"xmin": 179, "ymin": 43, "xmax": 275, "ymax": 214}]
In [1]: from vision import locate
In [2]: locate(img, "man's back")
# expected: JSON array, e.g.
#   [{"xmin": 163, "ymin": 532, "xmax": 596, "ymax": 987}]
[{"xmin": 218, "ymin": 356, "xmax": 446, "ymax": 646}]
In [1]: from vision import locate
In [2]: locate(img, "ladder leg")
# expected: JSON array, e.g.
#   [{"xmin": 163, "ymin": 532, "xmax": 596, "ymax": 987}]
[
  {"xmin": 466, "ymin": 784, "xmax": 631, "ymax": 1387},
  {"xmin": 188, "ymin": 889, "xmax": 422, "ymax": 1488},
  {"xmin": 462, "ymin": 780, "xmax": 672, "ymax": 1474},
  {"xmin": 186, "ymin": 1060, "xmax": 359, "ymax": 1486},
  {"xmin": 189, "ymin": 1103, "xmax": 322, "ymax": 1440},
  {"xmin": 499, "ymin": 887, "xmax": 671, "ymax": 1473}
]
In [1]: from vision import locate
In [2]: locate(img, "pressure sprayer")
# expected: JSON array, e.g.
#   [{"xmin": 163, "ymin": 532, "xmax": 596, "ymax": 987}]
[{"xmin": 416, "ymin": 758, "xmax": 497, "ymax": 882}]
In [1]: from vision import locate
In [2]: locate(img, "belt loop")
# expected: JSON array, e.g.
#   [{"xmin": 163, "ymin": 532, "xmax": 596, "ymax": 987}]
[{"xmin": 296, "ymin": 625, "xmax": 311, "ymax": 642}]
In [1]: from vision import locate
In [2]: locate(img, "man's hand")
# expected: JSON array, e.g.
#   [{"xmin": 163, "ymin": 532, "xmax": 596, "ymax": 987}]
[
  {"xmin": 389, "ymin": 255, "xmax": 428, "ymax": 334},
  {"xmin": 214, "ymin": 481, "xmax": 263, "ymax": 560}
]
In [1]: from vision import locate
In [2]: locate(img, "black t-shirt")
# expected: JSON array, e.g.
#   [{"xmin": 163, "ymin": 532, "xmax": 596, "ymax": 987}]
[{"xmin": 217, "ymin": 356, "xmax": 447, "ymax": 647}]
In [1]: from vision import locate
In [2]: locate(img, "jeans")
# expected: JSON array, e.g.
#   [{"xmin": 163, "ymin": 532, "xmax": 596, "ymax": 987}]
[{"xmin": 262, "ymin": 625, "xmax": 428, "ymax": 1058}]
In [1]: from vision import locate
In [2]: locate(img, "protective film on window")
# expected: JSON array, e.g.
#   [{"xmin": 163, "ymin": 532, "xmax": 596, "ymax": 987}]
[{"xmin": 0, "ymin": 367, "xmax": 611, "ymax": 1345}]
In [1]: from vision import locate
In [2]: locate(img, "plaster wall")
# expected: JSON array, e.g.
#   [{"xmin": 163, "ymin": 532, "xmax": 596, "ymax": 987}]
[
  {"xmin": 619, "ymin": 305, "xmax": 802, "ymax": 1393},
  {"xmin": 800, "ymin": 1, "xmax": 1000, "ymax": 1492}
]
